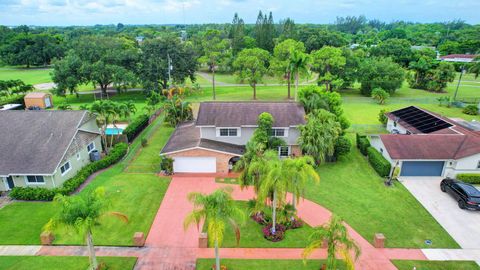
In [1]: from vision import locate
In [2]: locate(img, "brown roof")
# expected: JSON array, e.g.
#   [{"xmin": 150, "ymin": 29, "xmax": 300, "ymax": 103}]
[
  {"xmin": 160, "ymin": 121, "xmax": 245, "ymax": 155},
  {"xmin": 25, "ymin": 92, "xmax": 50, "ymax": 98},
  {"xmin": 196, "ymin": 102, "xmax": 306, "ymax": 127},
  {"xmin": 441, "ymin": 54, "xmax": 478, "ymax": 59}
]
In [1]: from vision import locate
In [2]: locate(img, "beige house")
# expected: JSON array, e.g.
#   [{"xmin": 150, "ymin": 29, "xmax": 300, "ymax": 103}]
[
  {"xmin": 161, "ymin": 102, "xmax": 305, "ymax": 174},
  {"xmin": 0, "ymin": 111, "xmax": 102, "ymax": 191}
]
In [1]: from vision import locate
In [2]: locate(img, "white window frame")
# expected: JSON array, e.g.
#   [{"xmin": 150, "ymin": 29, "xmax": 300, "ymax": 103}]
[
  {"xmin": 24, "ymin": 175, "xmax": 46, "ymax": 185},
  {"xmin": 87, "ymin": 142, "xmax": 96, "ymax": 153},
  {"xmin": 269, "ymin": 128, "xmax": 288, "ymax": 138},
  {"xmin": 60, "ymin": 161, "xmax": 71, "ymax": 176},
  {"xmin": 216, "ymin": 127, "xmax": 241, "ymax": 137},
  {"xmin": 278, "ymin": 146, "xmax": 291, "ymax": 158}
]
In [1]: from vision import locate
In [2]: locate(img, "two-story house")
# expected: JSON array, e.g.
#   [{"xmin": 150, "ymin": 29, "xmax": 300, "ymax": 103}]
[
  {"xmin": 160, "ymin": 102, "xmax": 306, "ymax": 173},
  {"xmin": 369, "ymin": 106, "xmax": 480, "ymax": 178},
  {"xmin": 0, "ymin": 110, "xmax": 103, "ymax": 191}
]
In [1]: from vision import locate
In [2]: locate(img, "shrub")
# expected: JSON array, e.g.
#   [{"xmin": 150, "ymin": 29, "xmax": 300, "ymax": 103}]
[
  {"xmin": 141, "ymin": 137, "xmax": 148, "ymax": 147},
  {"xmin": 123, "ymin": 114, "xmax": 149, "ymax": 142},
  {"xmin": 371, "ymin": 88, "xmax": 390, "ymax": 105},
  {"xmin": 160, "ymin": 156, "xmax": 174, "ymax": 175},
  {"xmin": 262, "ymin": 223, "xmax": 286, "ymax": 242},
  {"xmin": 463, "ymin": 105, "xmax": 478, "ymax": 115},
  {"xmin": 356, "ymin": 134, "xmax": 370, "ymax": 156},
  {"xmin": 0, "ymin": 94, "xmax": 25, "ymax": 107},
  {"xmin": 334, "ymin": 136, "xmax": 351, "ymax": 158},
  {"xmin": 378, "ymin": 109, "xmax": 388, "ymax": 125},
  {"xmin": 10, "ymin": 143, "xmax": 128, "ymax": 201},
  {"xmin": 285, "ymin": 217, "xmax": 304, "ymax": 229},
  {"xmin": 457, "ymin": 173, "xmax": 480, "ymax": 184},
  {"xmin": 367, "ymin": 147, "xmax": 391, "ymax": 177},
  {"xmin": 251, "ymin": 212, "xmax": 269, "ymax": 225}
]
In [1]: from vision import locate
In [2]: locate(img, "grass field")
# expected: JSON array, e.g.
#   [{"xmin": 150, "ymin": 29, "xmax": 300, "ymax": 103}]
[
  {"xmin": 0, "ymin": 256, "xmax": 137, "ymax": 270},
  {"xmin": 196, "ymin": 259, "xmax": 345, "ymax": 270},
  {"xmin": 0, "ymin": 67, "xmax": 52, "ymax": 85},
  {"xmin": 392, "ymin": 260, "xmax": 480, "ymax": 270}
]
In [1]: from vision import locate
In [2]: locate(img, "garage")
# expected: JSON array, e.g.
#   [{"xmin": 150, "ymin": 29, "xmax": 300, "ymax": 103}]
[
  {"xmin": 173, "ymin": 157, "xmax": 216, "ymax": 173},
  {"xmin": 400, "ymin": 161, "xmax": 445, "ymax": 177}
]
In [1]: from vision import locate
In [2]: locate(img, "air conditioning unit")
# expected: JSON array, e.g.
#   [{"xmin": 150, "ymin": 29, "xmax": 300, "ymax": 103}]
[
  {"xmin": 89, "ymin": 150, "xmax": 101, "ymax": 162},
  {"xmin": 391, "ymin": 129, "xmax": 400, "ymax": 134}
]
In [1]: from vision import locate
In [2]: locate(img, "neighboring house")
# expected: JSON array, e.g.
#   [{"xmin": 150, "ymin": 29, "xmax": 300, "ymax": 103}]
[
  {"xmin": 0, "ymin": 111, "xmax": 102, "ymax": 191},
  {"xmin": 160, "ymin": 102, "xmax": 306, "ymax": 174},
  {"xmin": 369, "ymin": 106, "xmax": 480, "ymax": 178},
  {"xmin": 440, "ymin": 54, "xmax": 478, "ymax": 63}
]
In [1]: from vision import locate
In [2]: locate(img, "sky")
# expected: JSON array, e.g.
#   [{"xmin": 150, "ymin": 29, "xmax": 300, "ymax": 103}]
[{"xmin": 0, "ymin": 0, "xmax": 479, "ymax": 26}]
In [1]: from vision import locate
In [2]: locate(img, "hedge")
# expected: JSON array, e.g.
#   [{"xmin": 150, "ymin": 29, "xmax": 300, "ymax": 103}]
[
  {"xmin": 367, "ymin": 147, "xmax": 391, "ymax": 177},
  {"xmin": 123, "ymin": 114, "xmax": 149, "ymax": 142},
  {"xmin": 10, "ymin": 143, "xmax": 128, "ymax": 201},
  {"xmin": 0, "ymin": 95, "xmax": 25, "ymax": 107},
  {"xmin": 356, "ymin": 134, "xmax": 370, "ymax": 156},
  {"xmin": 457, "ymin": 173, "xmax": 480, "ymax": 184}
]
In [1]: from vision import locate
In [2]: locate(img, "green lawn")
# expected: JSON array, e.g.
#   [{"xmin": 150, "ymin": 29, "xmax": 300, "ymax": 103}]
[
  {"xmin": 392, "ymin": 260, "xmax": 480, "ymax": 270},
  {"xmin": 208, "ymin": 201, "xmax": 314, "ymax": 248},
  {"xmin": 0, "ymin": 67, "xmax": 52, "ymax": 85},
  {"xmin": 0, "ymin": 256, "xmax": 137, "ymax": 270},
  {"xmin": 304, "ymin": 139, "xmax": 459, "ymax": 248},
  {"xmin": 196, "ymin": 259, "xmax": 345, "ymax": 270},
  {"xmin": 0, "ymin": 116, "xmax": 171, "ymax": 246}
]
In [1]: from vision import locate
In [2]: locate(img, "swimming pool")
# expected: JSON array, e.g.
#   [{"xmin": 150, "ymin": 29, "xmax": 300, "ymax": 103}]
[{"xmin": 105, "ymin": 127, "xmax": 124, "ymax": 135}]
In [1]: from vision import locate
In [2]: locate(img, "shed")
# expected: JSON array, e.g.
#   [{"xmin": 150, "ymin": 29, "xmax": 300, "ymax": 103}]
[{"xmin": 24, "ymin": 92, "xmax": 53, "ymax": 109}]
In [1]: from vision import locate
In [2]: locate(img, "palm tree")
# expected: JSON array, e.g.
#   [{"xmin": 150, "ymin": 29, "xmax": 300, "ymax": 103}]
[
  {"xmin": 90, "ymin": 100, "xmax": 116, "ymax": 151},
  {"xmin": 184, "ymin": 188, "xmax": 244, "ymax": 270},
  {"xmin": 469, "ymin": 57, "xmax": 480, "ymax": 79},
  {"xmin": 236, "ymin": 143, "xmax": 276, "ymax": 193},
  {"xmin": 303, "ymin": 215, "xmax": 360, "ymax": 270},
  {"xmin": 289, "ymin": 50, "xmax": 310, "ymax": 101},
  {"xmin": 285, "ymin": 156, "xmax": 320, "ymax": 211},
  {"xmin": 43, "ymin": 187, "xmax": 128, "ymax": 270},
  {"xmin": 163, "ymin": 95, "xmax": 193, "ymax": 126}
]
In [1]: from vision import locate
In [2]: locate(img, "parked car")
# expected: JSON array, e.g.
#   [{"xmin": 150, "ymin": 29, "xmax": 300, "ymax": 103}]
[{"xmin": 440, "ymin": 178, "xmax": 480, "ymax": 210}]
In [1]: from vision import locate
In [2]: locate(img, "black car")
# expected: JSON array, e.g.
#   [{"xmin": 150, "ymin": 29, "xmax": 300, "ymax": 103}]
[{"xmin": 440, "ymin": 178, "xmax": 480, "ymax": 210}]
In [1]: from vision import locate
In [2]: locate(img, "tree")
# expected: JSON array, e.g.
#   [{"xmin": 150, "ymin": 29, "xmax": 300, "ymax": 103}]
[
  {"xmin": 298, "ymin": 109, "xmax": 342, "ymax": 164},
  {"xmin": 370, "ymin": 38, "xmax": 413, "ymax": 67},
  {"xmin": 199, "ymin": 30, "xmax": 231, "ymax": 100},
  {"xmin": 311, "ymin": 46, "xmax": 346, "ymax": 92},
  {"xmin": 138, "ymin": 36, "xmax": 197, "ymax": 92},
  {"xmin": 184, "ymin": 188, "xmax": 244, "ymax": 270},
  {"xmin": 298, "ymin": 86, "xmax": 344, "ymax": 117},
  {"xmin": 371, "ymin": 88, "xmax": 390, "ymax": 104},
  {"xmin": 51, "ymin": 53, "xmax": 84, "ymax": 97},
  {"xmin": 303, "ymin": 215, "xmax": 360, "ymax": 270},
  {"xmin": 470, "ymin": 57, "xmax": 480, "ymax": 78},
  {"xmin": 271, "ymin": 39, "xmax": 306, "ymax": 99},
  {"xmin": 89, "ymin": 100, "xmax": 116, "ymax": 150},
  {"xmin": 163, "ymin": 95, "xmax": 193, "ymax": 126},
  {"xmin": 0, "ymin": 79, "xmax": 33, "ymax": 97},
  {"xmin": 233, "ymin": 48, "xmax": 271, "ymax": 100},
  {"xmin": 229, "ymin": 13, "xmax": 246, "ymax": 55},
  {"xmin": 298, "ymin": 29, "xmax": 347, "ymax": 53},
  {"xmin": 44, "ymin": 188, "xmax": 128, "ymax": 270},
  {"xmin": 254, "ymin": 11, "xmax": 276, "ymax": 52},
  {"xmin": 335, "ymin": 15, "xmax": 367, "ymax": 34},
  {"xmin": 358, "ymin": 57, "xmax": 405, "ymax": 96},
  {"xmin": 408, "ymin": 53, "xmax": 456, "ymax": 92},
  {"xmin": 284, "ymin": 156, "xmax": 319, "ymax": 211},
  {"xmin": 289, "ymin": 50, "xmax": 310, "ymax": 101},
  {"xmin": 438, "ymin": 40, "xmax": 462, "ymax": 55},
  {"xmin": 279, "ymin": 18, "xmax": 297, "ymax": 40}
]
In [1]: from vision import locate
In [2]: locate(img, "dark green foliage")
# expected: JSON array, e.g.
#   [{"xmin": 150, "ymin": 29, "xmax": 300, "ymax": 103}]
[
  {"xmin": 409, "ymin": 56, "xmax": 456, "ymax": 92},
  {"xmin": 160, "ymin": 156, "xmax": 174, "ymax": 175},
  {"xmin": 10, "ymin": 143, "xmax": 128, "ymax": 201},
  {"xmin": 334, "ymin": 136, "xmax": 351, "ymax": 158},
  {"xmin": 356, "ymin": 134, "xmax": 370, "ymax": 156},
  {"xmin": 0, "ymin": 94, "xmax": 25, "ymax": 106},
  {"xmin": 370, "ymin": 38, "xmax": 413, "ymax": 67},
  {"xmin": 163, "ymin": 95, "xmax": 193, "ymax": 126},
  {"xmin": 254, "ymin": 11, "xmax": 275, "ymax": 52},
  {"xmin": 123, "ymin": 114, "xmax": 149, "ymax": 141},
  {"xmin": 359, "ymin": 57, "xmax": 405, "ymax": 96},
  {"xmin": 463, "ymin": 105, "xmax": 478, "ymax": 115},
  {"xmin": 457, "ymin": 174, "xmax": 480, "ymax": 184},
  {"xmin": 378, "ymin": 109, "xmax": 388, "ymax": 125},
  {"xmin": 141, "ymin": 137, "xmax": 148, "ymax": 147},
  {"xmin": 367, "ymin": 147, "xmax": 391, "ymax": 177}
]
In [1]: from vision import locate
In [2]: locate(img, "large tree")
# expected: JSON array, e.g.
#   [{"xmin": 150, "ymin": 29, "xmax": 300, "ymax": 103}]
[
  {"xmin": 233, "ymin": 48, "xmax": 271, "ymax": 100},
  {"xmin": 254, "ymin": 11, "xmax": 276, "ymax": 52},
  {"xmin": 370, "ymin": 38, "xmax": 414, "ymax": 67},
  {"xmin": 271, "ymin": 39, "xmax": 306, "ymax": 99},
  {"xmin": 358, "ymin": 57, "xmax": 405, "ymax": 96},
  {"xmin": 311, "ymin": 46, "xmax": 346, "ymax": 92},
  {"xmin": 138, "ymin": 36, "xmax": 197, "ymax": 92},
  {"xmin": 229, "ymin": 13, "xmax": 246, "ymax": 55}
]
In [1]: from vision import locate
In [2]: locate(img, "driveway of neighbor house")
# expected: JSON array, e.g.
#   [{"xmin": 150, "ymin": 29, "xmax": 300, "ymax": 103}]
[{"xmin": 401, "ymin": 177, "xmax": 480, "ymax": 249}]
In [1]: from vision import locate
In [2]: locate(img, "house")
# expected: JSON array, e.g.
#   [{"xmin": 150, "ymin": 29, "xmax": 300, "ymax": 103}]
[
  {"xmin": 160, "ymin": 102, "xmax": 306, "ymax": 174},
  {"xmin": 24, "ymin": 92, "xmax": 53, "ymax": 109},
  {"xmin": 440, "ymin": 54, "xmax": 478, "ymax": 63},
  {"xmin": 0, "ymin": 111, "xmax": 102, "ymax": 191},
  {"xmin": 369, "ymin": 106, "xmax": 480, "ymax": 178}
]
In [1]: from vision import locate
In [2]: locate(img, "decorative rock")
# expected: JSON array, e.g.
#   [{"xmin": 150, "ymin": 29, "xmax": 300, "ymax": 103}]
[
  {"xmin": 374, "ymin": 233, "xmax": 386, "ymax": 248},
  {"xmin": 40, "ymin": 232, "xmax": 55, "ymax": 245},
  {"xmin": 199, "ymin": 232, "xmax": 208, "ymax": 248},
  {"xmin": 133, "ymin": 232, "xmax": 145, "ymax": 247}
]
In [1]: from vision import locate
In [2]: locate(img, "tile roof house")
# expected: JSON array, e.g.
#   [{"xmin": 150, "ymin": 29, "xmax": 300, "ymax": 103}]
[
  {"xmin": 440, "ymin": 54, "xmax": 478, "ymax": 63},
  {"xmin": 369, "ymin": 106, "xmax": 480, "ymax": 178},
  {"xmin": 160, "ymin": 102, "xmax": 306, "ymax": 174},
  {"xmin": 0, "ymin": 111, "xmax": 102, "ymax": 191}
]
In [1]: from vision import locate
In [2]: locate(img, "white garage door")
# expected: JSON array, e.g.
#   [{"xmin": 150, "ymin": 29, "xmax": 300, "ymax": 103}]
[{"xmin": 173, "ymin": 157, "xmax": 216, "ymax": 173}]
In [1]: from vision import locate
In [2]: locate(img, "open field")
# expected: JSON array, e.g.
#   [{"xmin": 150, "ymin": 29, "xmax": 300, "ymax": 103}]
[
  {"xmin": 0, "ymin": 256, "xmax": 137, "ymax": 270},
  {"xmin": 196, "ymin": 259, "xmax": 345, "ymax": 270},
  {"xmin": 0, "ymin": 67, "xmax": 52, "ymax": 85},
  {"xmin": 392, "ymin": 260, "xmax": 480, "ymax": 270}
]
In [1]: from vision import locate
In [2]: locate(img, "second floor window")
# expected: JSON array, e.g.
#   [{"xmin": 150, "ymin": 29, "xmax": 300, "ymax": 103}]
[
  {"xmin": 269, "ymin": 128, "xmax": 286, "ymax": 137},
  {"xmin": 219, "ymin": 128, "xmax": 238, "ymax": 137}
]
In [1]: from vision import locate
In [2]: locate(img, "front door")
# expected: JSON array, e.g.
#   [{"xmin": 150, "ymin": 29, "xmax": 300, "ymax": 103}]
[{"xmin": 6, "ymin": 176, "xmax": 14, "ymax": 190}]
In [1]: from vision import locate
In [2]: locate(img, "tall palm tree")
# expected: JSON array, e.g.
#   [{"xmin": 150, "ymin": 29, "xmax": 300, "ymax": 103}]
[
  {"xmin": 289, "ymin": 50, "xmax": 310, "ymax": 101},
  {"xmin": 303, "ymin": 215, "xmax": 361, "ymax": 270},
  {"xmin": 469, "ymin": 57, "xmax": 480, "ymax": 79},
  {"xmin": 43, "ymin": 187, "xmax": 128, "ymax": 270},
  {"xmin": 236, "ymin": 144, "xmax": 277, "ymax": 192},
  {"xmin": 285, "ymin": 156, "xmax": 320, "ymax": 211},
  {"xmin": 163, "ymin": 95, "xmax": 193, "ymax": 126},
  {"xmin": 90, "ymin": 100, "xmax": 116, "ymax": 151},
  {"xmin": 184, "ymin": 188, "xmax": 244, "ymax": 270}
]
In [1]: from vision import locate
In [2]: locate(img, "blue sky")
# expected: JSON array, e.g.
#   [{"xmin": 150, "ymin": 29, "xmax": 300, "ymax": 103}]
[{"xmin": 0, "ymin": 0, "xmax": 479, "ymax": 26}]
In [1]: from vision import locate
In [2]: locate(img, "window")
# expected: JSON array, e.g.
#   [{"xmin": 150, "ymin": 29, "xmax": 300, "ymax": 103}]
[
  {"xmin": 477, "ymin": 161, "xmax": 480, "ymax": 169},
  {"xmin": 60, "ymin": 161, "xmax": 71, "ymax": 175},
  {"xmin": 268, "ymin": 129, "xmax": 286, "ymax": 137},
  {"xmin": 278, "ymin": 146, "xmax": 290, "ymax": 157},
  {"xmin": 87, "ymin": 142, "xmax": 95, "ymax": 153},
  {"xmin": 26, "ymin": 175, "xmax": 44, "ymax": 184},
  {"xmin": 218, "ymin": 128, "xmax": 238, "ymax": 137}
]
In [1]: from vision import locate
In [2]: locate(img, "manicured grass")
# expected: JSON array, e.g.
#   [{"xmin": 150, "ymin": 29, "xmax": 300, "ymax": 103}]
[
  {"xmin": 196, "ymin": 259, "xmax": 346, "ymax": 270},
  {"xmin": 0, "ymin": 256, "xmax": 137, "ymax": 270},
  {"xmin": 0, "ymin": 67, "xmax": 52, "ymax": 84},
  {"xmin": 304, "ymin": 139, "xmax": 459, "ymax": 248},
  {"xmin": 392, "ymin": 260, "xmax": 480, "ymax": 270},
  {"xmin": 207, "ymin": 201, "xmax": 314, "ymax": 248},
  {"xmin": 215, "ymin": 178, "xmax": 239, "ymax": 184}
]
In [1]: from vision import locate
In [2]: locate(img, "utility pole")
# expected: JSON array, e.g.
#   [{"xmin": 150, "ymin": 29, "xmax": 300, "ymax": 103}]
[{"xmin": 453, "ymin": 65, "xmax": 465, "ymax": 101}]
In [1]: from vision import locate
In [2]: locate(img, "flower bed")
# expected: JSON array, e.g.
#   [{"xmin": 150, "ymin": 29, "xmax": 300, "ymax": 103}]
[
  {"xmin": 262, "ymin": 223, "xmax": 287, "ymax": 242},
  {"xmin": 250, "ymin": 212, "xmax": 269, "ymax": 225}
]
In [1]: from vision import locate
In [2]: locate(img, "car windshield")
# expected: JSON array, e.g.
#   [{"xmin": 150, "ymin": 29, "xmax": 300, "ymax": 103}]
[{"xmin": 458, "ymin": 183, "xmax": 480, "ymax": 197}]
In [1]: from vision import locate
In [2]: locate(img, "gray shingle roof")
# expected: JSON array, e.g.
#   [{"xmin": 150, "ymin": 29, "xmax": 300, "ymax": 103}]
[
  {"xmin": 0, "ymin": 110, "xmax": 96, "ymax": 176},
  {"xmin": 196, "ymin": 102, "xmax": 306, "ymax": 127}
]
